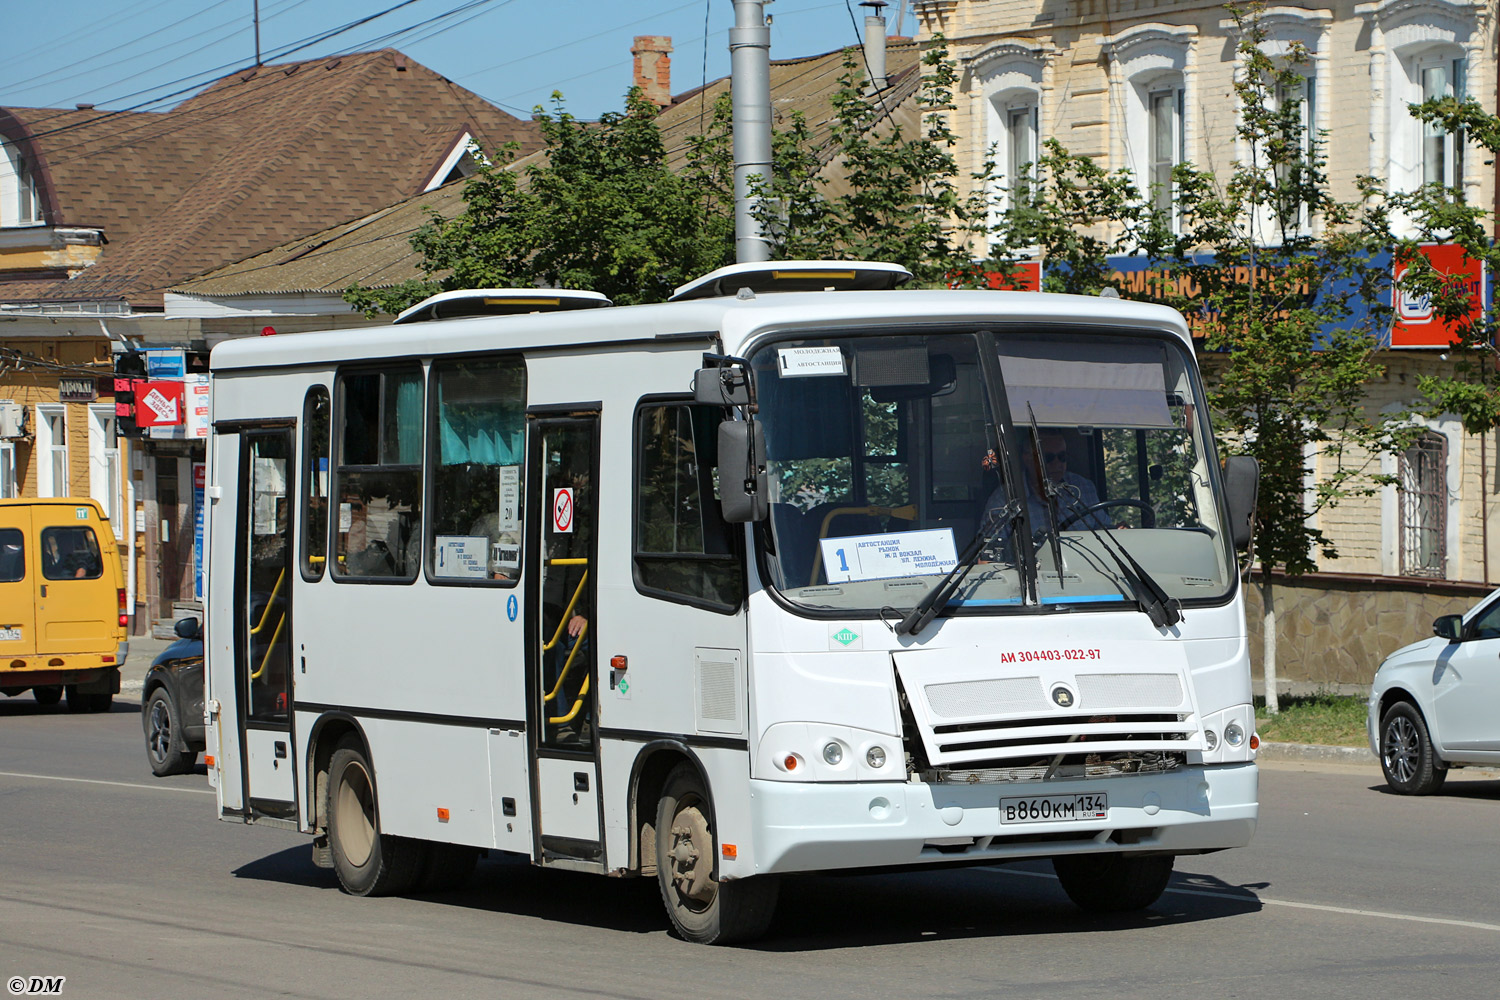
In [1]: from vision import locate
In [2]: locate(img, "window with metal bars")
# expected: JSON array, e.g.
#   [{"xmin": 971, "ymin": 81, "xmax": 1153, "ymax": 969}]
[{"xmin": 1399, "ymin": 432, "xmax": 1446, "ymax": 578}]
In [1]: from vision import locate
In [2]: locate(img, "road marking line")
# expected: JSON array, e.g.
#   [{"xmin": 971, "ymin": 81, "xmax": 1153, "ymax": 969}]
[
  {"xmin": 0, "ymin": 770, "xmax": 215, "ymax": 796},
  {"xmin": 983, "ymin": 867, "xmax": 1500, "ymax": 933}
]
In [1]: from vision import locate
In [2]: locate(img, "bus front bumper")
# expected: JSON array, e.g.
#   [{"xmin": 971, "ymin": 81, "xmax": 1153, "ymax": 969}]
[{"xmin": 747, "ymin": 762, "xmax": 1257, "ymax": 875}]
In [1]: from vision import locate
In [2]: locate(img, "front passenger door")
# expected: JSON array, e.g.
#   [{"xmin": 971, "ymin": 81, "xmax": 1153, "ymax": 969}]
[{"xmin": 1433, "ymin": 600, "xmax": 1500, "ymax": 752}]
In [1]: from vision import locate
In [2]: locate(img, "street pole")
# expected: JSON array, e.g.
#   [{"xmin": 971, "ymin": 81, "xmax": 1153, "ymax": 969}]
[{"xmin": 730, "ymin": 0, "xmax": 771, "ymax": 263}]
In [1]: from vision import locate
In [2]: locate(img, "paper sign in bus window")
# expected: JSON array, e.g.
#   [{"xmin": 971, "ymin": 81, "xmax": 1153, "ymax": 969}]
[
  {"xmin": 434, "ymin": 535, "xmax": 489, "ymax": 579},
  {"xmin": 819, "ymin": 528, "xmax": 958, "ymax": 583},
  {"xmin": 498, "ymin": 465, "xmax": 522, "ymax": 533},
  {"xmin": 777, "ymin": 346, "xmax": 845, "ymax": 377}
]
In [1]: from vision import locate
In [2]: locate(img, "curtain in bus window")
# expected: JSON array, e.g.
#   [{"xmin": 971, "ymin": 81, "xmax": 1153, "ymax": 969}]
[
  {"xmin": 384, "ymin": 372, "xmax": 423, "ymax": 465},
  {"xmin": 430, "ymin": 358, "xmax": 526, "ymax": 584},
  {"xmin": 995, "ymin": 339, "xmax": 1172, "ymax": 429}
]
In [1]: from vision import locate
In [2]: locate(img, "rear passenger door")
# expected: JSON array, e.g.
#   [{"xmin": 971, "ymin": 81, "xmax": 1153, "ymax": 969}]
[
  {"xmin": 0, "ymin": 506, "xmax": 34, "ymax": 660},
  {"xmin": 31, "ymin": 503, "xmax": 113, "ymax": 657}
]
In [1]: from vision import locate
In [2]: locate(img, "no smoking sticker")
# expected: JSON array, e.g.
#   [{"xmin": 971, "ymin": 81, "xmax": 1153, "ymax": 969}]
[{"xmin": 552, "ymin": 487, "xmax": 574, "ymax": 533}]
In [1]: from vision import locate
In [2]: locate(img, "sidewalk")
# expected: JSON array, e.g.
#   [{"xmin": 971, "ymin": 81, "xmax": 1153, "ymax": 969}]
[{"xmin": 119, "ymin": 632, "xmax": 180, "ymax": 696}]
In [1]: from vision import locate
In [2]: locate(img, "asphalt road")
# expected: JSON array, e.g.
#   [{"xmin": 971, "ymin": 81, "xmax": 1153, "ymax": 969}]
[{"xmin": 2, "ymin": 699, "xmax": 1497, "ymax": 999}]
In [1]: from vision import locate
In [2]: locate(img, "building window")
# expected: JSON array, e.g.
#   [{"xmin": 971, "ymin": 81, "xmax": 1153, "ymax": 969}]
[
  {"xmin": 972, "ymin": 41, "xmax": 1046, "ymax": 223},
  {"xmin": 1399, "ymin": 431, "xmax": 1446, "ymax": 577},
  {"xmin": 1148, "ymin": 85, "xmax": 1184, "ymax": 216},
  {"xmin": 2, "ymin": 143, "xmax": 42, "ymax": 227},
  {"xmin": 1005, "ymin": 102, "xmax": 1039, "ymax": 201},
  {"xmin": 87, "ymin": 405, "xmax": 120, "ymax": 526},
  {"xmin": 1420, "ymin": 55, "xmax": 1465, "ymax": 187},
  {"xmin": 0, "ymin": 442, "xmax": 15, "ymax": 498},
  {"xmin": 36, "ymin": 406, "xmax": 67, "ymax": 497}
]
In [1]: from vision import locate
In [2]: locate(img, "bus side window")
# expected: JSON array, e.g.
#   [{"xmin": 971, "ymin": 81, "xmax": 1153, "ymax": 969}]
[
  {"xmin": 633, "ymin": 402, "xmax": 743, "ymax": 612},
  {"xmin": 332, "ymin": 367, "xmax": 423, "ymax": 581},
  {"xmin": 301, "ymin": 385, "xmax": 330, "ymax": 580},
  {"xmin": 428, "ymin": 356, "xmax": 526, "ymax": 584}
]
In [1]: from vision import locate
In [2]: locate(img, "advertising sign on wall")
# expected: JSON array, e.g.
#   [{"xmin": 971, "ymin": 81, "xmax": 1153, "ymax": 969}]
[{"xmin": 1390, "ymin": 243, "xmax": 1487, "ymax": 349}]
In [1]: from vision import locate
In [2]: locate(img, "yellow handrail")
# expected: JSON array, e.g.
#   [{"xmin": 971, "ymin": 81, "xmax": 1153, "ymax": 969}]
[
  {"xmin": 808, "ymin": 504, "xmax": 918, "ymax": 583},
  {"xmin": 542, "ymin": 568, "xmax": 588, "ymax": 653},
  {"xmin": 250, "ymin": 568, "xmax": 285, "ymax": 636},
  {"xmin": 548, "ymin": 673, "xmax": 591, "ymax": 725},
  {"xmin": 249, "ymin": 612, "xmax": 285, "ymax": 680},
  {"xmin": 547, "ymin": 558, "xmax": 589, "ymax": 566},
  {"xmin": 543, "ymin": 619, "xmax": 589, "ymax": 703}
]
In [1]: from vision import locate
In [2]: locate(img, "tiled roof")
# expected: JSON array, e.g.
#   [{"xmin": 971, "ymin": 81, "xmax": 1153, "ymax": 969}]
[
  {"xmin": 173, "ymin": 42, "xmax": 926, "ymax": 299},
  {"xmin": 1, "ymin": 49, "xmax": 539, "ymax": 308}
]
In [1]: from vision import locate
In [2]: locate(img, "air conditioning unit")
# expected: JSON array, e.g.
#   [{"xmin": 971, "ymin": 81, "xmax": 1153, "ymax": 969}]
[{"xmin": 0, "ymin": 401, "xmax": 28, "ymax": 439}]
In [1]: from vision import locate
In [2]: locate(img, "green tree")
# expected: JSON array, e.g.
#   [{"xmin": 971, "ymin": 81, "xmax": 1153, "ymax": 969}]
[
  {"xmin": 989, "ymin": 3, "xmax": 1412, "ymax": 711},
  {"xmin": 346, "ymin": 88, "xmax": 736, "ymax": 314}
]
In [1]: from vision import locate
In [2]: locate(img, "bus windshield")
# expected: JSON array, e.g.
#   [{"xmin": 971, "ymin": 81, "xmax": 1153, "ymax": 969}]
[{"xmin": 750, "ymin": 328, "xmax": 1234, "ymax": 615}]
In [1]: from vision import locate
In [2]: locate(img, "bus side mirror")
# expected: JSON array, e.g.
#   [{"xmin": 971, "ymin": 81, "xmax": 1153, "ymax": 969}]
[
  {"xmin": 1433, "ymin": 614, "xmax": 1465, "ymax": 642},
  {"xmin": 695, "ymin": 367, "xmax": 749, "ymax": 406},
  {"xmin": 717, "ymin": 420, "xmax": 768, "ymax": 523},
  {"xmin": 1224, "ymin": 455, "xmax": 1259, "ymax": 550}
]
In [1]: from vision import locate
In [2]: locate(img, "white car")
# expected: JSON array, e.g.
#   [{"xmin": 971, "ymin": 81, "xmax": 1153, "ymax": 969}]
[{"xmin": 1369, "ymin": 589, "xmax": 1500, "ymax": 794}]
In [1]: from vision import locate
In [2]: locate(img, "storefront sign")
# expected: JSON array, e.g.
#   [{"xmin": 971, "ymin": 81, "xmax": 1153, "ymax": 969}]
[
  {"xmin": 1391, "ymin": 243, "xmax": 1487, "ymax": 349},
  {"xmin": 58, "ymin": 377, "xmax": 98, "ymax": 403},
  {"xmin": 193, "ymin": 462, "xmax": 206, "ymax": 601},
  {"xmin": 144, "ymin": 348, "xmax": 186, "ymax": 378},
  {"xmin": 134, "ymin": 381, "xmax": 185, "ymax": 428}
]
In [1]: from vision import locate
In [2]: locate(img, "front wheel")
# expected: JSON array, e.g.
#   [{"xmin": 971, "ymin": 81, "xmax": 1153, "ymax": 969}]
[
  {"xmin": 1053, "ymin": 852, "xmax": 1174, "ymax": 912},
  {"xmin": 655, "ymin": 764, "xmax": 779, "ymax": 944},
  {"xmin": 1379, "ymin": 701, "xmax": 1447, "ymax": 795},
  {"xmin": 326, "ymin": 740, "xmax": 426, "ymax": 896},
  {"xmin": 143, "ymin": 688, "xmax": 196, "ymax": 776}
]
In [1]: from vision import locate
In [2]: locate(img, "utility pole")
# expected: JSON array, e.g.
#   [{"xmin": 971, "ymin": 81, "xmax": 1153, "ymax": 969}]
[
  {"xmin": 254, "ymin": 0, "xmax": 262, "ymax": 66},
  {"xmin": 730, "ymin": 0, "xmax": 772, "ymax": 263}
]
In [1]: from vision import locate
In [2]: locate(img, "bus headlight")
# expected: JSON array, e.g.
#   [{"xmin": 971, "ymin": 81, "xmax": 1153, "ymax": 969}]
[
  {"xmin": 1203, "ymin": 729, "xmax": 1219, "ymax": 751},
  {"xmin": 1224, "ymin": 721, "xmax": 1245, "ymax": 747},
  {"xmin": 822, "ymin": 742, "xmax": 844, "ymax": 765},
  {"xmin": 866, "ymin": 746, "xmax": 887, "ymax": 768}
]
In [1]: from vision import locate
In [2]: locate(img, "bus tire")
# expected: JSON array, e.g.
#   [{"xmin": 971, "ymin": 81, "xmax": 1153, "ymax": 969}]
[
  {"xmin": 654, "ymin": 763, "xmax": 779, "ymax": 944},
  {"xmin": 327, "ymin": 742, "xmax": 424, "ymax": 897},
  {"xmin": 32, "ymin": 685, "xmax": 62, "ymax": 708},
  {"xmin": 1052, "ymin": 852, "xmax": 1174, "ymax": 913}
]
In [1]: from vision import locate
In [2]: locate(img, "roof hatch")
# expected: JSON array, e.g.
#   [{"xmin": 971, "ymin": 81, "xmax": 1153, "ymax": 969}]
[
  {"xmin": 393, "ymin": 288, "xmax": 612, "ymax": 324},
  {"xmin": 669, "ymin": 260, "xmax": 913, "ymax": 302}
]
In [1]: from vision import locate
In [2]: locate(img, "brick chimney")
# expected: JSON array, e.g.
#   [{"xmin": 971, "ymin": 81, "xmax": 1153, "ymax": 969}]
[{"xmin": 632, "ymin": 35, "xmax": 673, "ymax": 108}]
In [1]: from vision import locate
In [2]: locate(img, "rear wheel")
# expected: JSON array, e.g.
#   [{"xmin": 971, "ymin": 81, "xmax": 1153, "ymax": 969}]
[
  {"xmin": 654, "ymin": 763, "xmax": 779, "ymax": 944},
  {"xmin": 1053, "ymin": 853, "xmax": 1174, "ymax": 912},
  {"xmin": 32, "ymin": 686, "xmax": 62, "ymax": 708},
  {"xmin": 1379, "ymin": 701, "xmax": 1447, "ymax": 795},
  {"xmin": 143, "ymin": 688, "xmax": 196, "ymax": 776},
  {"xmin": 326, "ymin": 740, "xmax": 424, "ymax": 896}
]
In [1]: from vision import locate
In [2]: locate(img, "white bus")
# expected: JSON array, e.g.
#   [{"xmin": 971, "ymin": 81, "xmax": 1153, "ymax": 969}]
[{"xmin": 203, "ymin": 261, "xmax": 1261, "ymax": 944}]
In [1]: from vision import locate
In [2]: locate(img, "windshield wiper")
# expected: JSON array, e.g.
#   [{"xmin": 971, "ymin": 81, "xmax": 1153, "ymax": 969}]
[
  {"xmin": 1048, "ymin": 492, "xmax": 1182, "ymax": 629},
  {"xmin": 892, "ymin": 497, "xmax": 1022, "ymax": 637},
  {"xmin": 1025, "ymin": 408, "xmax": 1067, "ymax": 587}
]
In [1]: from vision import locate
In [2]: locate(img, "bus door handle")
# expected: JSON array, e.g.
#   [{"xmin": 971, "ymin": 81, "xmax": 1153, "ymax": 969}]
[{"xmin": 39, "ymin": 585, "xmax": 46, "ymax": 598}]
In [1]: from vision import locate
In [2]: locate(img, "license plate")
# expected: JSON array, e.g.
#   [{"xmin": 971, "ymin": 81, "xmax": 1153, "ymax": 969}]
[
  {"xmin": 1000, "ymin": 792, "xmax": 1108, "ymax": 824},
  {"xmin": 0, "ymin": 627, "xmax": 20, "ymax": 642}
]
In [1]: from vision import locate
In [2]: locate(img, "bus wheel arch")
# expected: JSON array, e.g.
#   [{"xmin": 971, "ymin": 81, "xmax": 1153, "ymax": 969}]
[
  {"xmin": 324, "ymin": 730, "xmax": 425, "ymax": 896},
  {"xmin": 307, "ymin": 714, "xmax": 365, "ymax": 834},
  {"xmin": 627, "ymin": 742, "xmax": 704, "ymax": 877},
  {"xmin": 653, "ymin": 760, "xmax": 779, "ymax": 944}
]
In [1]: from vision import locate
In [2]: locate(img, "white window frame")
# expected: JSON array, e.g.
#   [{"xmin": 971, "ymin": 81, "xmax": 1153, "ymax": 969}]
[
  {"xmin": 1358, "ymin": 0, "xmax": 1480, "ymax": 217},
  {"xmin": 1417, "ymin": 52, "xmax": 1466, "ymax": 187},
  {"xmin": 35, "ymin": 405, "xmax": 67, "ymax": 498},
  {"xmin": 1379, "ymin": 406, "xmax": 1461, "ymax": 578},
  {"xmin": 88, "ymin": 404, "xmax": 121, "ymax": 527},
  {"xmin": 968, "ymin": 40, "xmax": 1048, "ymax": 231},
  {"xmin": 1, "ymin": 141, "xmax": 42, "ymax": 228},
  {"xmin": 1105, "ymin": 23, "xmax": 1197, "ymax": 233},
  {"xmin": 0, "ymin": 441, "xmax": 15, "ymax": 498}
]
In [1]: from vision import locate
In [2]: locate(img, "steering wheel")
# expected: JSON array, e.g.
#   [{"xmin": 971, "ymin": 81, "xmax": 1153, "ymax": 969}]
[{"xmin": 1055, "ymin": 498, "xmax": 1156, "ymax": 530}]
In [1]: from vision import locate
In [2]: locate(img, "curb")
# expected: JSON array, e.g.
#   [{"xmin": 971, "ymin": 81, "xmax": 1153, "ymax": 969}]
[
  {"xmin": 1258, "ymin": 740, "xmax": 1374, "ymax": 764},
  {"xmin": 121, "ymin": 680, "xmax": 144, "ymax": 697}
]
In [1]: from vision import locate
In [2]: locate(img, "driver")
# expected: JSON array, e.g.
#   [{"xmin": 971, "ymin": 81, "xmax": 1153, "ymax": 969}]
[{"xmin": 982, "ymin": 430, "xmax": 1110, "ymax": 534}]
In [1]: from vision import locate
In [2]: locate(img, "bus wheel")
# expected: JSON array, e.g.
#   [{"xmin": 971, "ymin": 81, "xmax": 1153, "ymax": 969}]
[
  {"xmin": 1052, "ymin": 852, "xmax": 1174, "ymax": 913},
  {"xmin": 32, "ymin": 686, "xmax": 62, "ymax": 708},
  {"xmin": 327, "ymin": 741, "xmax": 423, "ymax": 897},
  {"xmin": 654, "ymin": 763, "xmax": 779, "ymax": 944}
]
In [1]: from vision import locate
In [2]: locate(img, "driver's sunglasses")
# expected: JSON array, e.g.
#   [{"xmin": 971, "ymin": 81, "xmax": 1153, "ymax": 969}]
[{"xmin": 1041, "ymin": 450, "xmax": 1068, "ymax": 463}]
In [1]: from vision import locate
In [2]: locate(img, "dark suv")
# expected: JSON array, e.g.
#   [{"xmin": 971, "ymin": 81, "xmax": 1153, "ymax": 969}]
[{"xmin": 141, "ymin": 617, "xmax": 205, "ymax": 776}]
